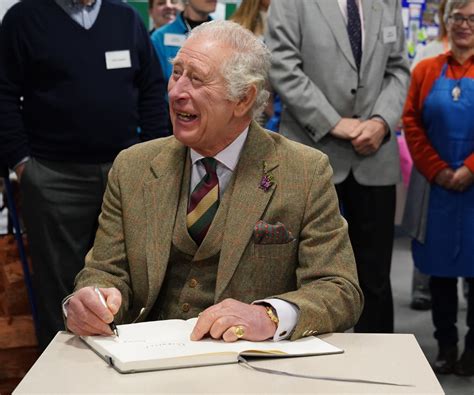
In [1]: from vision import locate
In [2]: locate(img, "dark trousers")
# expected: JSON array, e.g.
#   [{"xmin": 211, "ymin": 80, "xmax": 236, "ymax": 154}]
[
  {"xmin": 430, "ymin": 276, "xmax": 474, "ymax": 350},
  {"xmin": 20, "ymin": 158, "xmax": 112, "ymax": 350},
  {"xmin": 336, "ymin": 172, "xmax": 395, "ymax": 333}
]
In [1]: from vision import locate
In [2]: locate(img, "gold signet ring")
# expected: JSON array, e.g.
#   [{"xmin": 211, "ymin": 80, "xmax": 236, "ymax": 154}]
[{"xmin": 234, "ymin": 326, "xmax": 245, "ymax": 339}]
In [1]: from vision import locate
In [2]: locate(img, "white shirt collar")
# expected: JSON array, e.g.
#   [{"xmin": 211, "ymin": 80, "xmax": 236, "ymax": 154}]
[{"xmin": 189, "ymin": 126, "xmax": 249, "ymax": 171}]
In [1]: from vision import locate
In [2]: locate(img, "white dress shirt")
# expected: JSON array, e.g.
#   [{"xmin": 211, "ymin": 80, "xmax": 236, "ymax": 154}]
[{"xmin": 190, "ymin": 126, "xmax": 299, "ymax": 341}]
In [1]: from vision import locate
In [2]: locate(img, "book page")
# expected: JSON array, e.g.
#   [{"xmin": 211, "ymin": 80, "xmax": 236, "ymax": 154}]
[{"xmin": 82, "ymin": 318, "xmax": 342, "ymax": 370}]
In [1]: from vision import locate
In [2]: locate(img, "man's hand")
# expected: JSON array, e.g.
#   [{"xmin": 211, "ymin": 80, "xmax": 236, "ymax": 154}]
[
  {"xmin": 330, "ymin": 118, "xmax": 362, "ymax": 140},
  {"xmin": 351, "ymin": 119, "xmax": 387, "ymax": 156},
  {"xmin": 434, "ymin": 168, "xmax": 455, "ymax": 189},
  {"xmin": 190, "ymin": 299, "xmax": 277, "ymax": 342},
  {"xmin": 14, "ymin": 163, "xmax": 26, "ymax": 183},
  {"xmin": 450, "ymin": 166, "xmax": 474, "ymax": 192},
  {"xmin": 66, "ymin": 286, "xmax": 121, "ymax": 336}
]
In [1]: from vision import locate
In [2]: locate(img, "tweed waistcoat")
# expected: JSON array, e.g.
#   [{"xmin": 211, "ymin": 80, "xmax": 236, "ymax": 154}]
[{"xmin": 150, "ymin": 153, "xmax": 236, "ymax": 320}]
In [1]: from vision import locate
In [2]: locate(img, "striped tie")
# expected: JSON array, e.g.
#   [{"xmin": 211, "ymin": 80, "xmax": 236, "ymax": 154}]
[{"xmin": 187, "ymin": 157, "xmax": 220, "ymax": 245}]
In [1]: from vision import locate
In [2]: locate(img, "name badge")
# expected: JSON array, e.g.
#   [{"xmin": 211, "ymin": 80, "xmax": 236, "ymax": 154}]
[
  {"xmin": 383, "ymin": 26, "xmax": 397, "ymax": 44},
  {"xmin": 105, "ymin": 50, "xmax": 131, "ymax": 70},
  {"xmin": 164, "ymin": 33, "xmax": 186, "ymax": 47}
]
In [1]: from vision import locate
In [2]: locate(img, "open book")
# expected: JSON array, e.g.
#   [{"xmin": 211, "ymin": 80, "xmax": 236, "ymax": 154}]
[{"xmin": 81, "ymin": 318, "xmax": 343, "ymax": 374}]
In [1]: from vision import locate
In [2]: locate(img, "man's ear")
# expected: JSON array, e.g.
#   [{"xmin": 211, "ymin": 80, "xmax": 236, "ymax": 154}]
[{"xmin": 233, "ymin": 85, "xmax": 258, "ymax": 118}]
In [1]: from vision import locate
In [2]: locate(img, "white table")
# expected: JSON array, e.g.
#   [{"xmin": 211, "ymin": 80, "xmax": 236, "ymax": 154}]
[{"xmin": 14, "ymin": 332, "xmax": 444, "ymax": 394}]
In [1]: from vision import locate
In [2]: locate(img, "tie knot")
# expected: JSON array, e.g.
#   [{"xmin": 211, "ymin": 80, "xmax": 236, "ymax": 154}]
[{"xmin": 201, "ymin": 157, "xmax": 217, "ymax": 174}]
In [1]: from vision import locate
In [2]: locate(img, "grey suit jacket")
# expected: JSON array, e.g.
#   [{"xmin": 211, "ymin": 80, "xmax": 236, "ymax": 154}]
[{"xmin": 266, "ymin": 0, "xmax": 410, "ymax": 185}]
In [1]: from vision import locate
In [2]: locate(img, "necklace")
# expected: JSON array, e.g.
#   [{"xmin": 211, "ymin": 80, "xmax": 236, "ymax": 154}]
[{"xmin": 449, "ymin": 61, "xmax": 473, "ymax": 102}]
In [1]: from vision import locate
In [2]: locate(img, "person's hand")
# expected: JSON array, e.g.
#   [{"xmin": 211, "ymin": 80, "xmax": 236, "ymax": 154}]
[
  {"xmin": 330, "ymin": 118, "xmax": 362, "ymax": 140},
  {"xmin": 190, "ymin": 299, "xmax": 277, "ymax": 342},
  {"xmin": 434, "ymin": 168, "xmax": 455, "ymax": 189},
  {"xmin": 351, "ymin": 119, "xmax": 387, "ymax": 156},
  {"xmin": 14, "ymin": 163, "xmax": 26, "ymax": 183},
  {"xmin": 66, "ymin": 286, "xmax": 121, "ymax": 336},
  {"xmin": 450, "ymin": 166, "xmax": 474, "ymax": 192}
]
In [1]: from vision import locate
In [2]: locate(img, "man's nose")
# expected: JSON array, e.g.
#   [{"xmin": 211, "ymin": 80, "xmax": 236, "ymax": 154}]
[{"xmin": 168, "ymin": 77, "xmax": 191, "ymax": 100}]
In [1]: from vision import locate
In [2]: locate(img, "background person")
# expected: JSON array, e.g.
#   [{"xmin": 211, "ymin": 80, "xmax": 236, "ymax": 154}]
[
  {"xmin": 230, "ymin": 0, "xmax": 276, "ymax": 129},
  {"xmin": 151, "ymin": 0, "xmax": 216, "ymax": 82},
  {"xmin": 403, "ymin": 0, "xmax": 474, "ymax": 376},
  {"xmin": 405, "ymin": 0, "xmax": 449, "ymax": 312},
  {"xmin": 64, "ymin": 20, "xmax": 363, "ymax": 342},
  {"xmin": 149, "ymin": 0, "xmax": 183, "ymax": 35},
  {"xmin": 266, "ymin": 0, "xmax": 410, "ymax": 333},
  {"xmin": 0, "ymin": 0, "xmax": 169, "ymax": 350}
]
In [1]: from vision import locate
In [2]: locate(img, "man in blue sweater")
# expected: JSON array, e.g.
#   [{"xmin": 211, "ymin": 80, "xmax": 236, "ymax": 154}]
[{"xmin": 0, "ymin": 0, "xmax": 169, "ymax": 350}]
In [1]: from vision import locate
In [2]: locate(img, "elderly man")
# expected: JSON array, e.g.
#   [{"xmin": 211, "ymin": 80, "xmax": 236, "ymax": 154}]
[
  {"xmin": 65, "ymin": 21, "xmax": 363, "ymax": 342},
  {"xmin": 266, "ymin": 0, "xmax": 410, "ymax": 334}
]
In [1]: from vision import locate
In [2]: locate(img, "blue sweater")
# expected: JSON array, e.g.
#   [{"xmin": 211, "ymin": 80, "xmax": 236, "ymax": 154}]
[{"xmin": 0, "ymin": 0, "xmax": 169, "ymax": 167}]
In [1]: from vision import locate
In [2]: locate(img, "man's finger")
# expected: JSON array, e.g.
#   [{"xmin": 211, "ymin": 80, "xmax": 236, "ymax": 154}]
[
  {"xmin": 67, "ymin": 297, "xmax": 113, "ymax": 335},
  {"xmin": 100, "ymin": 287, "xmax": 122, "ymax": 315},
  {"xmin": 208, "ymin": 315, "xmax": 238, "ymax": 339},
  {"xmin": 222, "ymin": 325, "xmax": 245, "ymax": 343}
]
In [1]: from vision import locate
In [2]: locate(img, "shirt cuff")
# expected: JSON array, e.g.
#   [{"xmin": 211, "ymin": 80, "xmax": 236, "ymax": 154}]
[
  {"xmin": 254, "ymin": 298, "xmax": 299, "ymax": 341},
  {"xmin": 62, "ymin": 294, "xmax": 74, "ymax": 318},
  {"xmin": 13, "ymin": 156, "xmax": 30, "ymax": 170}
]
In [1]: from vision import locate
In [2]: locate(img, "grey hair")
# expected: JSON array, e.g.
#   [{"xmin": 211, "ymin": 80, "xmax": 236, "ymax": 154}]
[
  {"xmin": 444, "ymin": 0, "xmax": 472, "ymax": 23},
  {"xmin": 188, "ymin": 20, "xmax": 271, "ymax": 119}
]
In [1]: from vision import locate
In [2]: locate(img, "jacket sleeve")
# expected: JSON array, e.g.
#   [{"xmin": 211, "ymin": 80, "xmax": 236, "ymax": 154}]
[
  {"xmin": 74, "ymin": 153, "xmax": 133, "ymax": 324},
  {"xmin": 135, "ymin": 14, "xmax": 170, "ymax": 140},
  {"xmin": 0, "ymin": 6, "xmax": 30, "ymax": 168},
  {"xmin": 369, "ymin": 0, "xmax": 411, "ymax": 132},
  {"xmin": 265, "ymin": 0, "xmax": 342, "ymax": 139},
  {"xmin": 275, "ymin": 154, "xmax": 364, "ymax": 340},
  {"xmin": 402, "ymin": 61, "xmax": 449, "ymax": 182}
]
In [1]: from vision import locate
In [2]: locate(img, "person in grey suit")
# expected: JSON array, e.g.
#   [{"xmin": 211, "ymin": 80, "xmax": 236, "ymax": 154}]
[{"xmin": 266, "ymin": 0, "xmax": 410, "ymax": 333}]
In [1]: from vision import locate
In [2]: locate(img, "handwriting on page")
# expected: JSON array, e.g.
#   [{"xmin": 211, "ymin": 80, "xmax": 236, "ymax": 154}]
[{"xmin": 114, "ymin": 337, "xmax": 186, "ymax": 350}]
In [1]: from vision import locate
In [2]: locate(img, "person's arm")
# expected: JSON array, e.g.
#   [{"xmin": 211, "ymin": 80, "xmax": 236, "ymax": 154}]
[
  {"xmin": 402, "ymin": 62, "xmax": 449, "ymax": 182},
  {"xmin": 368, "ymin": 0, "xmax": 410, "ymax": 133},
  {"xmin": 73, "ymin": 152, "xmax": 133, "ymax": 325},
  {"xmin": 270, "ymin": 153, "xmax": 363, "ymax": 340},
  {"xmin": 0, "ymin": 6, "xmax": 30, "ymax": 169},
  {"xmin": 135, "ymin": 14, "xmax": 170, "ymax": 140},
  {"xmin": 265, "ymin": 0, "xmax": 343, "ymax": 140}
]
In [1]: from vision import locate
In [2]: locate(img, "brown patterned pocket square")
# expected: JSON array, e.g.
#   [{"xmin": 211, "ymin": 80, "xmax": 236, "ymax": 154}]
[{"xmin": 254, "ymin": 220, "xmax": 295, "ymax": 245}]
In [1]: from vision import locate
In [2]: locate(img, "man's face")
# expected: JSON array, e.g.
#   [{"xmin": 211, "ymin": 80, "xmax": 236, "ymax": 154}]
[
  {"xmin": 168, "ymin": 36, "xmax": 241, "ymax": 156},
  {"xmin": 187, "ymin": 0, "xmax": 217, "ymax": 16},
  {"xmin": 448, "ymin": 3, "xmax": 474, "ymax": 50},
  {"xmin": 150, "ymin": 0, "xmax": 182, "ymax": 28}
]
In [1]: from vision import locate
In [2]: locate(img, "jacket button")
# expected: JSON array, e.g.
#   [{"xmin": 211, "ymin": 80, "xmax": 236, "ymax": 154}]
[
  {"xmin": 182, "ymin": 303, "xmax": 190, "ymax": 312},
  {"xmin": 189, "ymin": 279, "xmax": 198, "ymax": 288},
  {"xmin": 351, "ymin": 88, "xmax": 356, "ymax": 95}
]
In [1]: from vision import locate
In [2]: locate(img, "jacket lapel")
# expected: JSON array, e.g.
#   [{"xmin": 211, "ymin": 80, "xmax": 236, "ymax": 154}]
[
  {"xmin": 144, "ymin": 139, "xmax": 187, "ymax": 309},
  {"xmin": 317, "ymin": 0, "xmax": 357, "ymax": 70},
  {"xmin": 215, "ymin": 122, "xmax": 279, "ymax": 301},
  {"xmin": 360, "ymin": 0, "xmax": 382, "ymax": 74}
]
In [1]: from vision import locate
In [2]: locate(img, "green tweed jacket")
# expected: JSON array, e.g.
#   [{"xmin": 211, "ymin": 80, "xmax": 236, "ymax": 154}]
[{"xmin": 75, "ymin": 121, "xmax": 363, "ymax": 340}]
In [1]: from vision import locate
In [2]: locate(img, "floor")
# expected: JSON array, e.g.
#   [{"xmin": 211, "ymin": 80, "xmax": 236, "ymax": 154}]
[{"xmin": 392, "ymin": 236, "xmax": 473, "ymax": 395}]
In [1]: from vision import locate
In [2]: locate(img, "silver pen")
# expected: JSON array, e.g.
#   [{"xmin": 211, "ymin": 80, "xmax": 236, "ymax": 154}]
[{"xmin": 94, "ymin": 286, "xmax": 119, "ymax": 337}]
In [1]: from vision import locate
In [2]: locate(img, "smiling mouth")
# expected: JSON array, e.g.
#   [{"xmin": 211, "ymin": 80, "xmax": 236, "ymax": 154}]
[{"xmin": 176, "ymin": 111, "xmax": 198, "ymax": 122}]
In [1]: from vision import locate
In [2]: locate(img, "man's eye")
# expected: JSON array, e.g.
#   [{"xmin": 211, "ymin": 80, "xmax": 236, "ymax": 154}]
[{"xmin": 192, "ymin": 76, "xmax": 203, "ymax": 83}]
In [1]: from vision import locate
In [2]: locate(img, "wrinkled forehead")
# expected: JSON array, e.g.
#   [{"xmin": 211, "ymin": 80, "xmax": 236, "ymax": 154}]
[{"xmin": 175, "ymin": 36, "xmax": 232, "ymax": 70}]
